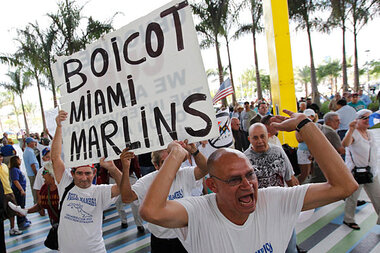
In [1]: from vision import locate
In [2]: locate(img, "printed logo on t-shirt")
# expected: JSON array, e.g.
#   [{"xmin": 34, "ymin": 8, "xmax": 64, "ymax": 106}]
[
  {"xmin": 254, "ymin": 242, "xmax": 273, "ymax": 253},
  {"xmin": 64, "ymin": 193, "xmax": 95, "ymax": 223},
  {"xmin": 168, "ymin": 189, "xmax": 184, "ymax": 200}
]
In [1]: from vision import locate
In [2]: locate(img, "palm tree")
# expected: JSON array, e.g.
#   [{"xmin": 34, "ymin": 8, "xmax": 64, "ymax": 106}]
[
  {"xmin": 288, "ymin": 0, "xmax": 321, "ymax": 107},
  {"xmin": 347, "ymin": 0, "xmax": 379, "ymax": 91},
  {"xmin": 15, "ymin": 25, "xmax": 49, "ymax": 130},
  {"xmin": 0, "ymin": 70, "xmax": 32, "ymax": 135},
  {"xmin": 49, "ymin": 0, "xmax": 115, "ymax": 56},
  {"xmin": 235, "ymin": 0, "xmax": 264, "ymax": 100},
  {"xmin": 322, "ymin": 0, "xmax": 350, "ymax": 92},
  {"xmin": 29, "ymin": 22, "xmax": 59, "ymax": 108},
  {"xmin": 192, "ymin": 0, "xmax": 229, "ymax": 106},
  {"xmin": 316, "ymin": 59, "xmax": 341, "ymax": 95},
  {"xmin": 297, "ymin": 66, "xmax": 311, "ymax": 98}
]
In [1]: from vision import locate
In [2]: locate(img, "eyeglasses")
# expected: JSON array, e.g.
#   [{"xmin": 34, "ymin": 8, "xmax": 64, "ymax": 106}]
[
  {"xmin": 42, "ymin": 169, "xmax": 50, "ymax": 175},
  {"xmin": 359, "ymin": 115, "xmax": 370, "ymax": 120},
  {"xmin": 210, "ymin": 170, "xmax": 256, "ymax": 186}
]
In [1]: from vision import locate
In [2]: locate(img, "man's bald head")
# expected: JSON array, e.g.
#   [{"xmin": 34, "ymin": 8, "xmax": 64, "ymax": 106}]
[
  {"xmin": 207, "ymin": 148, "xmax": 250, "ymax": 175},
  {"xmin": 231, "ymin": 117, "xmax": 240, "ymax": 131},
  {"xmin": 248, "ymin": 123, "xmax": 269, "ymax": 153}
]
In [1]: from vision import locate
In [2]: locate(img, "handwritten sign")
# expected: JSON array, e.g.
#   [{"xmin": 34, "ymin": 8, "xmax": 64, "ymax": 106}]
[{"xmin": 51, "ymin": 0, "xmax": 218, "ymax": 167}]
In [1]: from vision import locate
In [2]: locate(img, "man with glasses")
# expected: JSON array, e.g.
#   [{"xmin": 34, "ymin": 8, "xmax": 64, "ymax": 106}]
[
  {"xmin": 51, "ymin": 110, "xmax": 123, "ymax": 253},
  {"xmin": 140, "ymin": 110, "xmax": 358, "ymax": 253},
  {"xmin": 119, "ymin": 142, "xmax": 208, "ymax": 253}
]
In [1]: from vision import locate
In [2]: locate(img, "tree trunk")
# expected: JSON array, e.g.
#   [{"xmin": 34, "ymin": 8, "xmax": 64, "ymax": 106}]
[
  {"xmin": 225, "ymin": 38, "xmax": 237, "ymax": 105},
  {"xmin": 49, "ymin": 67, "xmax": 58, "ymax": 108},
  {"xmin": 352, "ymin": 1, "xmax": 359, "ymax": 92},
  {"xmin": 305, "ymin": 82, "xmax": 308, "ymax": 98},
  {"xmin": 353, "ymin": 30, "xmax": 359, "ymax": 92},
  {"xmin": 215, "ymin": 36, "xmax": 227, "ymax": 107},
  {"xmin": 252, "ymin": 33, "xmax": 262, "ymax": 100},
  {"xmin": 19, "ymin": 95, "xmax": 30, "ymax": 136},
  {"xmin": 34, "ymin": 72, "xmax": 47, "ymax": 130},
  {"xmin": 341, "ymin": 22, "xmax": 348, "ymax": 92},
  {"xmin": 306, "ymin": 24, "xmax": 320, "ymax": 107}
]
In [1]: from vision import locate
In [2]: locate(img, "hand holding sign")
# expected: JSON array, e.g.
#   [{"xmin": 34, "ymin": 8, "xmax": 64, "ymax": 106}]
[
  {"xmin": 56, "ymin": 110, "xmax": 68, "ymax": 127},
  {"xmin": 120, "ymin": 148, "xmax": 135, "ymax": 172},
  {"xmin": 52, "ymin": 0, "xmax": 218, "ymax": 167}
]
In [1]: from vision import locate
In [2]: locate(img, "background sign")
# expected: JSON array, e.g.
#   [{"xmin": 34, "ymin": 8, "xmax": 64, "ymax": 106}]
[{"xmin": 51, "ymin": 0, "xmax": 218, "ymax": 167}]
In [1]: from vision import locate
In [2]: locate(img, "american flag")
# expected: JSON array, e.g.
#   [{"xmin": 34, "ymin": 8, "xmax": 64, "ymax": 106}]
[{"xmin": 212, "ymin": 78, "xmax": 234, "ymax": 104}]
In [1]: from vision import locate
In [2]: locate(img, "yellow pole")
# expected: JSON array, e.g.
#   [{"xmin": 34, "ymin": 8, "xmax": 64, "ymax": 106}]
[{"xmin": 263, "ymin": 0, "xmax": 298, "ymax": 147}]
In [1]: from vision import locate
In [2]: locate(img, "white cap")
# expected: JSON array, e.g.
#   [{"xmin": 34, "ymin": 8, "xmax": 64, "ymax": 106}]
[{"xmin": 304, "ymin": 109, "xmax": 315, "ymax": 117}]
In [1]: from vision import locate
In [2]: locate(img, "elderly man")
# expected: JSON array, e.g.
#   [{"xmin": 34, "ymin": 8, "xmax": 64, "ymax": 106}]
[
  {"xmin": 244, "ymin": 123, "xmax": 298, "ymax": 188},
  {"xmin": 245, "ymin": 122, "xmax": 299, "ymax": 252},
  {"xmin": 231, "ymin": 117, "xmax": 249, "ymax": 152},
  {"xmin": 51, "ymin": 111, "xmax": 122, "ymax": 253},
  {"xmin": 23, "ymin": 137, "xmax": 40, "ymax": 205},
  {"xmin": 139, "ymin": 110, "xmax": 358, "ymax": 253},
  {"xmin": 298, "ymin": 102, "xmax": 307, "ymax": 113},
  {"xmin": 120, "ymin": 141, "xmax": 207, "ymax": 253},
  {"xmin": 310, "ymin": 112, "xmax": 345, "ymax": 183}
]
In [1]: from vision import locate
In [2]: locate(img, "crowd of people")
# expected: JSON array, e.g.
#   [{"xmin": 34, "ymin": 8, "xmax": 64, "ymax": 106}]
[{"xmin": 0, "ymin": 87, "xmax": 378, "ymax": 252}]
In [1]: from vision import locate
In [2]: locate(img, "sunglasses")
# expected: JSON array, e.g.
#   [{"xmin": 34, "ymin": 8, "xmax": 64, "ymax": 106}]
[
  {"xmin": 42, "ymin": 169, "xmax": 50, "ymax": 175},
  {"xmin": 359, "ymin": 115, "xmax": 370, "ymax": 120}
]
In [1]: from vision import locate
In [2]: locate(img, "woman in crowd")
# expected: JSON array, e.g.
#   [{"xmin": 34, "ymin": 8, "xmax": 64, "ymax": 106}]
[
  {"xmin": 342, "ymin": 109, "xmax": 380, "ymax": 230},
  {"xmin": 9, "ymin": 156, "xmax": 31, "ymax": 229}
]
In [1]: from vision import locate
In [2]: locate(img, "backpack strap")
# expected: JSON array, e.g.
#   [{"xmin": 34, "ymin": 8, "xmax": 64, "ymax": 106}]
[{"xmin": 58, "ymin": 181, "xmax": 75, "ymax": 220}]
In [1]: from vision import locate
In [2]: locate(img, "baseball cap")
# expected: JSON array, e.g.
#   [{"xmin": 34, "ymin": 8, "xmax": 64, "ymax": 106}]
[
  {"xmin": 304, "ymin": 109, "xmax": 315, "ymax": 117},
  {"xmin": 42, "ymin": 147, "xmax": 50, "ymax": 157},
  {"xmin": 25, "ymin": 137, "xmax": 37, "ymax": 144}
]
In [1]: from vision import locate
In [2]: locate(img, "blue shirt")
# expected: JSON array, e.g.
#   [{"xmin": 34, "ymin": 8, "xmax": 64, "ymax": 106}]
[
  {"xmin": 23, "ymin": 146, "xmax": 39, "ymax": 176},
  {"xmin": 360, "ymin": 94, "xmax": 371, "ymax": 106},
  {"xmin": 0, "ymin": 145, "xmax": 15, "ymax": 156},
  {"xmin": 10, "ymin": 167, "xmax": 26, "ymax": 191}
]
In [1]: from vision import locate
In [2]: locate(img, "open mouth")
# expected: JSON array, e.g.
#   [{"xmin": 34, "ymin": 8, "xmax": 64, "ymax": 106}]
[{"xmin": 238, "ymin": 193, "xmax": 254, "ymax": 206}]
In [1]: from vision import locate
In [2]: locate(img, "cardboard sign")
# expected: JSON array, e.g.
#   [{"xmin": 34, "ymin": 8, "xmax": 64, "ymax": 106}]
[
  {"xmin": 51, "ymin": 0, "xmax": 218, "ymax": 167},
  {"xmin": 208, "ymin": 109, "xmax": 233, "ymax": 149}
]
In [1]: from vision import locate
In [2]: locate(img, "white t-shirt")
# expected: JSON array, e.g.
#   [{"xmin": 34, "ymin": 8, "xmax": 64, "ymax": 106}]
[
  {"xmin": 33, "ymin": 167, "xmax": 44, "ymax": 191},
  {"xmin": 57, "ymin": 170, "xmax": 114, "ymax": 253},
  {"xmin": 175, "ymin": 185, "xmax": 309, "ymax": 253},
  {"xmin": 132, "ymin": 166, "xmax": 199, "ymax": 239}
]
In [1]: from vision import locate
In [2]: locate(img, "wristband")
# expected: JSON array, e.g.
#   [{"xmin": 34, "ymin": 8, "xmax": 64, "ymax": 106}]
[
  {"xmin": 296, "ymin": 118, "xmax": 312, "ymax": 132},
  {"xmin": 191, "ymin": 149, "xmax": 200, "ymax": 157}
]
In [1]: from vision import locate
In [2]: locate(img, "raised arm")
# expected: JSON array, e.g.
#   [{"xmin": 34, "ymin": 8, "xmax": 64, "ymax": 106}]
[
  {"xmin": 272, "ymin": 110, "xmax": 358, "ymax": 211},
  {"xmin": 180, "ymin": 140, "xmax": 208, "ymax": 180},
  {"xmin": 139, "ymin": 141, "xmax": 189, "ymax": 228},
  {"xmin": 119, "ymin": 149, "xmax": 138, "ymax": 203},
  {"xmin": 100, "ymin": 158, "xmax": 121, "ymax": 198},
  {"xmin": 51, "ymin": 110, "xmax": 68, "ymax": 183},
  {"xmin": 342, "ymin": 120, "xmax": 357, "ymax": 147}
]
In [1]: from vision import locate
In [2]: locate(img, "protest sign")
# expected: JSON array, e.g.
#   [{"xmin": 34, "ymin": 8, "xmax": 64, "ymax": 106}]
[
  {"xmin": 51, "ymin": 0, "xmax": 218, "ymax": 167},
  {"xmin": 208, "ymin": 109, "xmax": 233, "ymax": 149}
]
